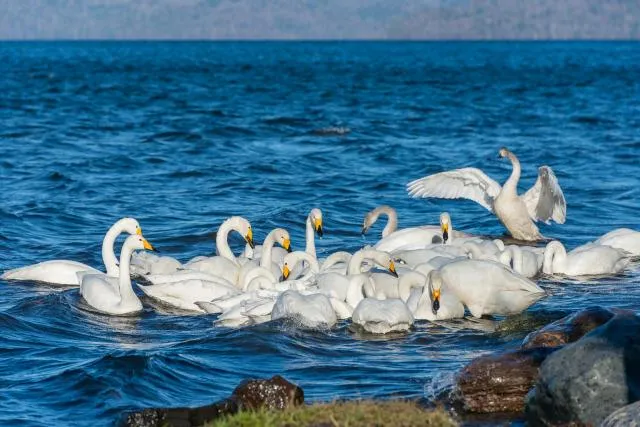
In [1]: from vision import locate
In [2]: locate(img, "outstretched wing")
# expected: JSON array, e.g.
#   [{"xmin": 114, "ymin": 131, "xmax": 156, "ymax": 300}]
[
  {"xmin": 521, "ymin": 166, "xmax": 566, "ymax": 224},
  {"xmin": 406, "ymin": 167, "xmax": 502, "ymax": 212}
]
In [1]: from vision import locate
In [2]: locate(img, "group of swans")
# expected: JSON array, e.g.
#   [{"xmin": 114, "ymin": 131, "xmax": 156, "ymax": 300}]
[{"xmin": 2, "ymin": 146, "xmax": 638, "ymax": 332}]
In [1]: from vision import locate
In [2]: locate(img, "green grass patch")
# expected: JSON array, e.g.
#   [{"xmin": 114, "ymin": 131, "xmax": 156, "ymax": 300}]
[{"xmin": 209, "ymin": 400, "xmax": 457, "ymax": 427}]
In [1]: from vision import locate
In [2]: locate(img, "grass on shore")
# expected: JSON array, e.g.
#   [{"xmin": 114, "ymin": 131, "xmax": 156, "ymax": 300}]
[{"xmin": 208, "ymin": 400, "xmax": 457, "ymax": 427}]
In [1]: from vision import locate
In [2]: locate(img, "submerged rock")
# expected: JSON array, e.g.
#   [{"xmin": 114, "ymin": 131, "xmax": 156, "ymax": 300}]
[
  {"xmin": 522, "ymin": 306, "xmax": 617, "ymax": 349},
  {"xmin": 526, "ymin": 314, "xmax": 640, "ymax": 426},
  {"xmin": 601, "ymin": 401, "xmax": 640, "ymax": 427},
  {"xmin": 121, "ymin": 375, "xmax": 303, "ymax": 427},
  {"xmin": 454, "ymin": 347, "xmax": 557, "ymax": 414}
]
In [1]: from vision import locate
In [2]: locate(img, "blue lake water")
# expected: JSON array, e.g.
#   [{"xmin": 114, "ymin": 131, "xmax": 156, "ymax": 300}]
[{"xmin": 1, "ymin": 41, "xmax": 640, "ymax": 426}]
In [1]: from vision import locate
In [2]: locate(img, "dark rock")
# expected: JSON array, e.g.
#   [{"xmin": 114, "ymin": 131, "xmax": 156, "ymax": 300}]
[
  {"xmin": 455, "ymin": 347, "xmax": 558, "ymax": 413},
  {"xmin": 526, "ymin": 313, "xmax": 640, "ymax": 426},
  {"xmin": 601, "ymin": 401, "xmax": 640, "ymax": 427},
  {"xmin": 522, "ymin": 306, "xmax": 618, "ymax": 350},
  {"xmin": 232, "ymin": 375, "xmax": 304, "ymax": 410},
  {"xmin": 121, "ymin": 375, "xmax": 302, "ymax": 427}
]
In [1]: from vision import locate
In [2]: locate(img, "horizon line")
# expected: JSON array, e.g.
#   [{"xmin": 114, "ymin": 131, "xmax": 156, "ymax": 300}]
[{"xmin": 1, "ymin": 38, "xmax": 639, "ymax": 43}]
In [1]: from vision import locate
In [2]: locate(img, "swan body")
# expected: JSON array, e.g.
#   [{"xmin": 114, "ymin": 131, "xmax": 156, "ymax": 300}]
[
  {"xmin": 2, "ymin": 217, "xmax": 141, "ymax": 286},
  {"xmin": 433, "ymin": 259, "xmax": 545, "ymax": 318},
  {"xmin": 352, "ymin": 298, "xmax": 414, "ymax": 334},
  {"xmin": 138, "ymin": 278, "xmax": 240, "ymax": 312},
  {"xmin": 130, "ymin": 252, "xmax": 182, "ymax": 276},
  {"xmin": 271, "ymin": 290, "xmax": 337, "ymax": 328},
  {"xmin": 79, "ymin": 234, "xmax": 155, "ymax": 315},
  {"xmin": 595, "ymin": 228, "xmax": 640, "ymax": 256},
  {"xmin": 408, "ymin": 147, "xmax": 566, "ymax": 241},
  {"xmin": 499, "ymin": 245, "xmax": 542, "ymax": 278},
  {"xmin": 542, "ymin": 241, "xmax": 630, "ymax": 277},
  {"xmin": 183, "ymin": 216, "xmax": 254, "ymax": 286}
]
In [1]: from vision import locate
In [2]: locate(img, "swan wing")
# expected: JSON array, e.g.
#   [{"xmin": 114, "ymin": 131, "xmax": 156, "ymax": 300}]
[
  {"xmin": 407, "ymin": 168, "xmax": 501, "ymax": 212},
  {"xmin": 521, "ymin": 166, "xmax": 566, "ymax": 224}
]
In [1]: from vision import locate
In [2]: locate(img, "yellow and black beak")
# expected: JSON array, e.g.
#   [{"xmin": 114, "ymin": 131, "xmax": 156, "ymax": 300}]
[
  {"xmin": 441, "ymin": 223, "xmax": 449, "ymax": 244},
  {"xmin": 388, "ymin": 260, "xmax": 398, "ymax": 278},
  {"xmin": 432, "ymin": 289, "xmax": 441, "ymax": 313},
  {"xmin": 314, "ymin": 218, "xmax": 323, "ymax": 237},
  {"xmin": 136, "ymin": 227, "xmax": 143, "ymax": 236},
  {"xmin": 361, "ymin": 224, "xmax": 369, "ymax": 235},
  {"xmin": 245, "ymin": 228, "xmax": 255, "ymax": 249},
  {"xmin": 143, "ymin": 238, "xmax": 157, "ymax": 252},
  {"xmin": 282, "ymin": 264, "xmax": 290, "ymax": 280},
  {"xmin": 283, "ymin": 238, "xmax": 292, "ymax": 253}
]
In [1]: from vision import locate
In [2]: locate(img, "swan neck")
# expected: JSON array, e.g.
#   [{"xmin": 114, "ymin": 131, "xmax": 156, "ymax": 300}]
[
  {"xmin": 347, "ymin": 250, "xmax": 368, "ymax": 275},
  {"xmin": 216, "ymin": 220, "xmax": 237, "ymax": 261},
  {"xmin": 305, "ymin": 216, "xmax": 316, "ymax": 258},
  {"xmin": 297, "ymin": 253, "xmax": 320, "ymax": 275},
  {"xmin": 321, "ymin": 252, "xmax": 351, "ymax": 271},
  {"xmin": 399, "ymin": 273, "xmax": 423, "ymax": 302},
  {"xmin": 260, "ymin": 230, "xmax": 276, "ymax": 268},
  {"xmin": 118, "ymin": 245, "xmax": 136, "ymax": 300},
  {"xmin": 543, "ymin": 243, "xmax": 566, "ymax": 274},
  {"xmin": 503, "ymin": 152, "xmax": 521, "ymax": 194},
  {"xmin": 381, "ymin": 207, "xmax": 398, "ymax": 238},
  {"xmin": 102, "ymin": 222, "xmax": 122, "ymax": 276},
  {"xmin": 346, "ymin": 275, "xmax": 366, "ymax": 308}
]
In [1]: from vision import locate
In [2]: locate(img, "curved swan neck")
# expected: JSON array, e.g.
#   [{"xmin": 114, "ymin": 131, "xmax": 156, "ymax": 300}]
[
  {"xmin": 292, "ymin": 252, "xmax": 320, "ymax": 275},
  {"xmin": 216, "ymin": 218, "xmax": 240, "ymax": 262},
  {"xmin": 346, "ymin": 274, "xmax": 368, "ymax": 308},
  {"xmin": 543, "ymin": 242, "xmax": 566, "ymax": 274},
  {"xmin": 399, "ymin": 272, "xmax": 425, "ymax": 302},
  {"xmin": 260, "ymin": 230, "xmax": 277, "ymax": 268},
  {"xmin": 503, "ymin": 151, "xmax": 522, "ymax": 195},
  {"xmin": 118, "ymin": 244, "xmax": 136, "ymax": 300},
  {"xmin": 372, "ymin": 206, "xmax": 398, "ymax": 238},
  {"xmin": 321, "ymin": 251, "xmax": 352, "ymax": 271},
  {"xmin": 305, "ymin": 215, "xmax": 316, "ymax": 258},
  {"xmin": 102, "ymin": 221, "xmax": 124, "ymax": 276},
  {"xmin": 348, "ymin": 249, "xmax": 376, "ymax": 275}
]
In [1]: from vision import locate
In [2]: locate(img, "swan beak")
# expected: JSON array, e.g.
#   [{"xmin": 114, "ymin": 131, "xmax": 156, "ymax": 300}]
[
  {"xmin": 314, "ymin": 218, "xmax": 323, "ymax": 237},
  {"xmin": 388, "ymin": 261, "xmax": 398, "ymax": 277},
  {"xmin": 361, "ymin": 224, "xmax": 369, "ymax": 235},
  {"xmin": 136, "ymin": 227, "xmax": 143, "ymax": 236},
  {"xmin": 245, "ymin": 229, "xmax": 255, "ymax": 249},
  {"xmin": 283, "ymin": 238, "xmax": 292, "ymax": 253},
  {"xmin": 432, "ymin": 289, "xmax": 441, "ymax": 314},
  {"xmin": 142, "ymin": 238, "xmax": 157, "ymax": 252},
  {"xmin": 441, "ymin": 223, "xmax": 449, "ymax": 243},
  {"xmin": 282, "ymin": 264, "xmax": 290, "ymax": 280}
]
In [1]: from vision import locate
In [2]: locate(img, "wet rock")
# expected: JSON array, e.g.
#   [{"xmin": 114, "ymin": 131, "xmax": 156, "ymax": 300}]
[
  {"xmin": 522, "ymin": 306, "xmax": 617, "ymax": 350},
  {"xmin": 232, "ymin": 375, "xmax": 304, "ymax": 410},
  {"xmin": 526, "ymin": 314, "xmax": 640, "ymax": 426},
  {"xmin": 455, "ymin": 347, "xmax": 558, "ymax": 413},
  {"xmin": 601, "ymin": 401, "xmax": 640, "ymax": 427},
  {"xmin": 121, "ymin": 375, "xmax": 302, "ymax": 427}
]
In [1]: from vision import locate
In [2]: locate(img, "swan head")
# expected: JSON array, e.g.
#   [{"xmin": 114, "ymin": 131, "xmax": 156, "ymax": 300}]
[
  {"xmin": 273, "ymin": 228, "xmax": 292, "ymax": 252},
  {"xmin": 309, "ymin": 208, "xmax": 323, "ymax": 237},
  {"xmin": 439, "ymin": 212, "xmax": 451, "ymax": 243},
  {"xmin": 125, "ymin": 234, "xmax": 157, "ymax": 252},
  {"xmin": 498, "ymin": 147, "xmax": 511, "ymax": 158},
  {"xmin": 428, "ymin": 270, "xmax": 443, "ymax": 314},
  {"xmin": 371, "ymin": 251, "xmax": 398, "ymax": 277},
  {"xmin": 362, "ymin": 211, "xmax": 374, "ymax": 235},
  {"xmin": 115, "ymin": 217, "xmax": 142, "ymax": 236},
  {"xmin": 237, "ymin": 217, "xmax": 255, "ymax": 249}
]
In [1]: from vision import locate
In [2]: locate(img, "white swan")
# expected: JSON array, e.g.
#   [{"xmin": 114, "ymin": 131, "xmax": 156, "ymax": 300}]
[
  {"xmin": 542, "ymin": 241, "xmax": 630, "ymax": 277},
  {"xmin": 404, "ymin": 271, "xmax": 466, "ymax": 321},
  {"xmin": 362, "ymin": 205, "xmax": 398, "ymax": 238},
  {"xmin": 271, "ymin": 290, "xmax": 337, "ymax": 328},
  {"xmin": 352, "ymin": 298, "xmax": 414, "ymax": 334},
  {"xmin": 498, "ymin": 245, "xmax": 542, "ymax": 278},
  {"xmin": 432, "ymin": 259, "xmax": 545, "ymax": 318},
  {"xmin": 373, "ymin": 212, "xmax": 472, "ymax": 253},
  {"xmin": 407, "ymin": 147, "xmax": 566, "ymax": 241},
  {"xmin": 138, "ymin": 275, "xmax": 240, "ymax": 312},
  {"xmin": 595, "ymin": 228, "xmax": 640, "ymax": 256},
  {"xmin": 79, "ymin": 234, "xmax": 154, "ymax": 315},
  {"xmin": 2, "ymin": 217, "xmax": 142, "ymax": 286},
  {"xmin": 130, "ymin": 251, "xmax": 182, "ymax": 276},
  {"xmin": 184, "ymin": 216, "xmax": 254, "ymax": 286},
  {"xmin": 238, "ymin": 228, "xmax": 291, "ymax": 287}
]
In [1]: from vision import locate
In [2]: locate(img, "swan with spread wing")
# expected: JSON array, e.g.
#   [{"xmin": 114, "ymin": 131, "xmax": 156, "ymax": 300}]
[{"xmin": 407, "ymin": 147, "xmax": 566, "ymax": 241}]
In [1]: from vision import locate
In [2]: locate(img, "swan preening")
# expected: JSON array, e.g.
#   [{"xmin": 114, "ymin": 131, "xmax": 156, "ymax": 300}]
[
  {"xmin": 407, "ymin": 147, "xmax": 566, "ymax": 241},
  {"xmin": 3, "ymin": 148, "xmax": 637, "ymax": 333}
]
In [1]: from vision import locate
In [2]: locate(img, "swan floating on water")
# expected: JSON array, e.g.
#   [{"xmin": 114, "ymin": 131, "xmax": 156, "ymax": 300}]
[
  {"xmin": 271, "ymin": 290, "xmax": 337, "ymax": 328},
  {"xmin": 594, "ymin": 228, "xmax": 640, "ymax": 257},
  {"xmin": 2, "ymin": 218, "xmax": 142, "ymax": 286},
  {"xmin": 542, "ymin": 241, "xmax": 630, "ymax": 277},
  {"xmin": 407, "ymin": 147, "xmax": 566, "ymax": 241},
  {"xmin": 79, "ymin": 234, "xmax": 155, "ymax": 315}
]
